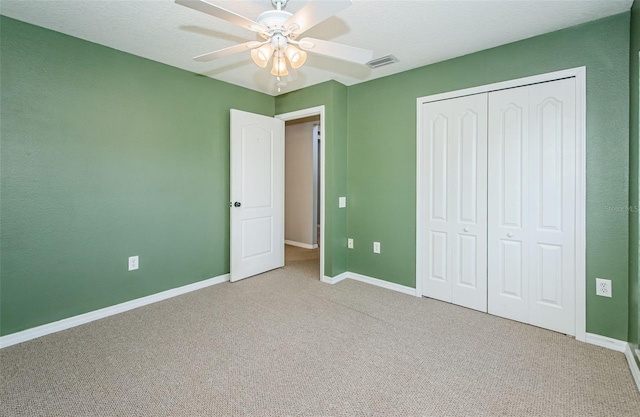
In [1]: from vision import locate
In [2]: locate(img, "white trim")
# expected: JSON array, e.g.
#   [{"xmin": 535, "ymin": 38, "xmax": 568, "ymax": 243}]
[
  {"xmin": 320, "ymin": 271, "xmax": 416, "ymax": 296},
  {"xmin": 345, "ymin": 272, "xmax": 418, "ymax": 296},
  {"xmin": 417, "ymin": 67, "xmax": 584, "ymax": 104},
  {"xmin": 276, "ymin": 106, "xmax": 325, "ymax": 281},
  {"xmin": 415, "ymin": 91, "xmax": 424, "ymax": 298},
  {"xmin": 0, "ymin": 274, "xmax": 230, "ymax": 349},
  {"xmin": 285, "ymin": 240, "xmax": 318, "ymax": 249},
  {"xmin": 416, "ymin": 67, "xmax": 587, "ymax": 341},
  {"xmin": 625, "ymin": 344, "xmax": 640, "ymax": 393},
  {"xmin": 322, "ymin": 272, "xmax": 348, "ymax": 285},
  {"xmin": 585, "ymin": 333, "xmax": 627, "ymax": 353},
  {"xmin": 573, "ymin": 67, "xmax": 587, "ymax": 343}
]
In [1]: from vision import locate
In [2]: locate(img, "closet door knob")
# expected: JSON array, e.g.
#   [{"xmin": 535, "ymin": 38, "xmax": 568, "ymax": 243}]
[
  {"xmin": 463, "ymin": 227, "xmax": 470, "ymax": 232},
  {"xmin": 507, "ymin": 232, "xmax": 514, "ymax": 238},
  {"xmin": 234, "ymin": 202, "xmax": 242, "ymax": 208}
]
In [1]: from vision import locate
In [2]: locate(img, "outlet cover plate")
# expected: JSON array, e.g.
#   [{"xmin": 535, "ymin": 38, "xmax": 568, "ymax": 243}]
[
  {"xmin": 595, "ymin": 278, "xmax": 611, "ymax": 297},
  {"xmin": 128, "ymin": 256, "xmax": 139, "ymax": 271},
  {"xmin": 339, "ymin": 197, "xmax": 347, "ymax": 208},
  {"xmin": 348, "ymin": 238, "xmax": 354, "ymax": 249}
]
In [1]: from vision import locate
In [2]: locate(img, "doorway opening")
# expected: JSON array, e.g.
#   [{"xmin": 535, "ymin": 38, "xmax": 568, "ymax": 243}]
[{"xmin": 276, "ymin": 106, "xmax": 325, "ymax": 280}]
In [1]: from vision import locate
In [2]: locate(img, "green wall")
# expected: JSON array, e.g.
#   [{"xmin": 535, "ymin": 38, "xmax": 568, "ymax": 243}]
[
  {"xmin": 630, "ymin": 1, "xmax": 640, "ymax": 354},
  {"xmin": 275, "ymin": 81, "xmax": 349, "ymax": 277},
  {"xmin": 0, "ymin": 17, "xmax": 274, "ymax": 336},
  {"xmin": 347, "ymin": 13, "xmax": 631, "ymax": 340}
]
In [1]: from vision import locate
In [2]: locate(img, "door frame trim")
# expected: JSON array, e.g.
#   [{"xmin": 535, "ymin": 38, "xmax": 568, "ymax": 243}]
[
  {"xmin": 276, "ymin": 106, "xmax": 326, "ymax": 280},
  {"xmin": 415, "ymin": 67, "xmax": 587, "ymax": 342}
]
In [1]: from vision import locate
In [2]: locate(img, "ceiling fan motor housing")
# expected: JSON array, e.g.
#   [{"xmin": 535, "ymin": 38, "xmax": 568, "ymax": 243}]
[{"xmin": 257, "ymin": 10, "xmax": 293, "ymax": 32}]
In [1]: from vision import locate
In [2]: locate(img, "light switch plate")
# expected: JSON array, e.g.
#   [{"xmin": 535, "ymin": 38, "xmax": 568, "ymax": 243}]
[
  {"xmin": 373, "ymin": 242, "xmax": 381, "ymax": 254},
  {"xmin": 348, "ymin": 238, "xmax": 354, "ymax": 249},
  {"xmin": 339, "ymin": 197, "xmax": 346, "ymax": 208}
]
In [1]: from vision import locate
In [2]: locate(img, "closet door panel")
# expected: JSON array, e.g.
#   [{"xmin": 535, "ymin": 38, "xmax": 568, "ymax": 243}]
[
  {"xmin": 451, "ymin": 97, "xmax": 487, "ymax": 312},
  {"xmin": 528, "ymin": 78, "xmax": 576, "ymax": 335},
  {"xmin": 422, "ymin": 105, "xmax": 453, "ymax": 303},
  {"xmin": 422, "ymin": 94, "xmax": 487, "ymax": 312},
  {"xmin": 488, "ymin": 87, "xmax": 529, "ymax": 322}
]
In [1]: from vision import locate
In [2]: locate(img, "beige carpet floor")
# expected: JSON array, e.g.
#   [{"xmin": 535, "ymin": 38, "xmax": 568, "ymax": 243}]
[
  {"xmin": 1, "ymin": 258, "xmax": 639, "ymax": 416},
  {"xmin": 285, "ymin": 244, "xmax": 320, "ymax": 262}
]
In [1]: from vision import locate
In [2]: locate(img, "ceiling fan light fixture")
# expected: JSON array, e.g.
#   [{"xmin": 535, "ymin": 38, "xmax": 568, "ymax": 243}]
[
  {"xmin": 251, "ymin": 44, "xmax": 274, "ymax": 68},
  {"xmin": 285, "ymin": 45, "xmax": 307, "ymax": 69},
  {"xmin": 176, "ymin": 0, "xmax": 374, "ymax": 88},
  {"xmin": 270, "ymin": 52, "xmax": 289, "ymax": 77}
]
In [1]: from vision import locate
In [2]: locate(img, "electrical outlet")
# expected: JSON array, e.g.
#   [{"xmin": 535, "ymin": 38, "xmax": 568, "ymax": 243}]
[
  {"xmin": 339, "ymin": 197, "xmax": 347, "ymax": 208},
  {"xmin": 373, "ymin": 241, "xmax": 381, "ymax": 254},
  {"xmin": 128, "ymin": 256, "xmax": 139, "ymax": 271},
  {"xmin": 348, "ymin": 238, "xmax": 354, "ymax": 249},
  {"xmin": 595, "ymin": 278, "xmax": 611, "ymax": 297}
]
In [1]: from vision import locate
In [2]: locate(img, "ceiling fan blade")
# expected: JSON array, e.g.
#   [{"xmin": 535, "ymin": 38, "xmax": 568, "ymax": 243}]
[
  {"xmin": 284, "ymin": 0, "xmax": 352, "ymax": 35},
  {"xmin": 175, "ymin": 0, "xmax": 267, "ymax": 34},
  {"xmin": 194, "ymin": 41, "xmax": 261, "ymax": 62},
  {"xmin": 298, "ymin": 37, "xmax": 373, "ymax": 64}
]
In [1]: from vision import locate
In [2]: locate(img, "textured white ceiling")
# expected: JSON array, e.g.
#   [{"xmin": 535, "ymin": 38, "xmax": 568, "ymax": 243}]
[{"xmin": 0, "ymin": 0, "xmax": 632, "ymax": 96}]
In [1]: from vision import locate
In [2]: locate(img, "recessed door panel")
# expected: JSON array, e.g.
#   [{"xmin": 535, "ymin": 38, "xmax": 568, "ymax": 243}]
[
  {"xmin": 537, "ymin": 99, "xmax": 563, "ymax": 232},
  {"xmin": 241, "ymin": 127, "xmax": 273, "ymax": 209},
  {"xmin": 500, "ymin": 104, "xmax": 525, "ymax": 229},
  {"xmin": 241, "ymin": 217, "xmax": 273, "ymax": 259},
  {"xmin": 429, "ymin": 231, "xmax": 448, "ymax": 283},
  {"xmin": 536, "ymin": 243, "xmax": 562, "ymax": 307},
  {"xmin": 458, "ymin": 111, "xmax": 478, "ymax": 224},
  {"xmin": 431, "ymin": 115, "xmax": 448, "ymax": 222},
  {"xmin": 457, "ymin": 234, "xmax": 478, "ymax": 288},
  {"xmin": 501, "ymin": 240, "xmax": 524, "ymax": 298}
]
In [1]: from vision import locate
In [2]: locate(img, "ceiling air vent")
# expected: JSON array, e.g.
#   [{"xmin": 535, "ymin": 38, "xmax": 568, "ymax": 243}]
[{"xmin": 366, "ymin": 55, "xmax": 399, "ymax": 69}]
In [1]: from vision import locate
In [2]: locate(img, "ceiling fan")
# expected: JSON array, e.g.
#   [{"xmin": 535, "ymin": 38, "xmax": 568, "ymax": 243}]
[{"xmin": 175, "ymin": 0, "xmax": 373, "ymax": 90}]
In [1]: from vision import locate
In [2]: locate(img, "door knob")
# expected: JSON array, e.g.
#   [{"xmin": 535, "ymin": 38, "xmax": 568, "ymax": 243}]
[
  {"xmin": 463, "ymin": 227, "xmax": 470, "ymax": 232},
  {"xmin": 507, "ymin": 232, "xmax": 514, "ymax": 238},
  {"xmin": 234, "ymin": 202, "xmax": 241, "ymax": 207}
]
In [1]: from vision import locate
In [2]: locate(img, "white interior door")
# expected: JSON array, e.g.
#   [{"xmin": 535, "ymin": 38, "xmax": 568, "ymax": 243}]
[
  {"xmin": 488, "ymin": 79, "xmax": 576, "ymax": 335},
  {"xmin": 230, "ymin": 109, "xmax": 285, "ymax": 282},
  {"xmin": 422, "ymin": 93, "xmax": 488, "ymax": 312}
]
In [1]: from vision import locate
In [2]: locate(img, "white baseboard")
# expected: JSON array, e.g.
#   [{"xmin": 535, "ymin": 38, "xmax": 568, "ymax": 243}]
[
  {"xmin": 344, "ymin": 272, "xmax": 417, "ymax": 296},
  {"xmin": 624, "ymin": 344, "xmax": 640, "ymax": 393},
  {"xmin": 320, "ymin": 271, "xmax": 417, "ymax": 296},
  {"xmin": 322, "ymin": 272, "xmax": 348, "ymax": 285},
  {"xmin": 585, "ymin": 333, "xmax": 627, "ymax": 353},
  {"xmin": 0, "ymin": 273, "xmax": 230, "ymax": 349},
  {"xmin": 285, "ymin": 240, "xmax": 318, "ymax": 249}
]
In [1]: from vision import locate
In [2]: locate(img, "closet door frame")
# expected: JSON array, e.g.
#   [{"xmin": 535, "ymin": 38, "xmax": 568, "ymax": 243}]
[{"xmin": 416, "ymin": 67, "xmax": 586, "ymax": 342}]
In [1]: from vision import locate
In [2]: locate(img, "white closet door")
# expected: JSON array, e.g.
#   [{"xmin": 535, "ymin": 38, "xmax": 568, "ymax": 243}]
[
  {"xmin": 487, "ymin": 87, "xmax": 530, "ymax": 323},
  {"xmin": 488, "ymin": 78, "xmax": 576, "ymax": 335},
  {"xmin": 422, "ymin": 94, "xmax": 488, "ymax": 312},
  {"xmin": 527, "ymin": 79, "xmax": 576, "ymax": 334}
]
